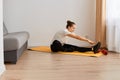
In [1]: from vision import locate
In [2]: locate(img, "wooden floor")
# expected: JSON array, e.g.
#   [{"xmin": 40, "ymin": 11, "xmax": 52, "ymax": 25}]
[{"xmin": 1, "ymin": 50, "xmax": 120, "ymax": 80}]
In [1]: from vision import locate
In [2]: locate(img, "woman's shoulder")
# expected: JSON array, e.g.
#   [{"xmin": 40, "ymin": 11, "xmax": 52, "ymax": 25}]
[
  {"xmin": 64, "ymin": 29, "xmax": 69, "ymax": 32},
  {"xmin": 56, "ymin": 29, "xmax": 71, "ymax": 34},
  {"xmin": 64, "ymin": 29, "xmax": 72, "ymax": 34}
]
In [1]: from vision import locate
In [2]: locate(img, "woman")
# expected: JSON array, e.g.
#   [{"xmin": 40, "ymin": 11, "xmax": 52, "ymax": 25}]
[{"xmin": 50, "ymin": 20, "xmax": 101, "ymax": 53}]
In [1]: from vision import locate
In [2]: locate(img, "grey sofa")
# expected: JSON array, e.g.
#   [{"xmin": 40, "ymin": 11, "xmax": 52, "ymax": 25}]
[{"xmin": 3, "ymin": 23, "xmax": 29, "ymax": 64}]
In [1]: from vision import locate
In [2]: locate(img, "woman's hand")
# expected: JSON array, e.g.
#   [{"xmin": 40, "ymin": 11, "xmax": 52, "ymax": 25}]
[{"xmin": 87, "ymin": 40, "xmax": 95, "ymax": 45}]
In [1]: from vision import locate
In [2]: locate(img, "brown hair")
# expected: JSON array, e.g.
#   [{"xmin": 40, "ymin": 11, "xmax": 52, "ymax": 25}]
[{"xmin": 66, "ymin": 20, "xmax": 75, "ymax": 28}]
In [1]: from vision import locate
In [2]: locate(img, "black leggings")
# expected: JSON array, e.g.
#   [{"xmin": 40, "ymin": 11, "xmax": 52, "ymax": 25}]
[{"xmin": 50, "ymin": 40, "xmax": 92, "ymax": 52}]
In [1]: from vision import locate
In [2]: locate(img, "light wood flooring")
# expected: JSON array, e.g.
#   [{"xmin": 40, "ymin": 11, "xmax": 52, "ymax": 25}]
[{"xmin": 1, "ymin": 50, "xmax": 120, "ymax": 80}]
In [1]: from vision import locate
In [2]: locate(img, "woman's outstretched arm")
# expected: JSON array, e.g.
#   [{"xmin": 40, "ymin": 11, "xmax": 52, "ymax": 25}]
[{"xmin": 66, "ymin": 33, "xmax": 95, "ymax": 45}]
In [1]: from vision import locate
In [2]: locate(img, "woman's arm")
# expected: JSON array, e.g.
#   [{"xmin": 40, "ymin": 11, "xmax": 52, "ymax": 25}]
[{"xmin": 66, "ymin": 33, "xmax": 95, "ymax": 44}]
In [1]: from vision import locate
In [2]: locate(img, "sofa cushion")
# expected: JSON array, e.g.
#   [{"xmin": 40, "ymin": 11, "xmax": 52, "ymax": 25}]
[
  {"xmin": 4, "ymin": 31, "xmax": 29, "ymax": 51},
  {"xmin": 3, "ymin": 23, "xmax": 8, "ymax": 36}
]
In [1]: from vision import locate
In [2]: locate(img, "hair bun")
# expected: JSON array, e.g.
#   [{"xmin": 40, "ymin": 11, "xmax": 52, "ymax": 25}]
[
  {"xmin": 66, "ymin": 20, "xmax": 75, "ymax": 28},
  {"xmin": 67, "ymin": 20, "xmax": 71, "ymax": 24}
]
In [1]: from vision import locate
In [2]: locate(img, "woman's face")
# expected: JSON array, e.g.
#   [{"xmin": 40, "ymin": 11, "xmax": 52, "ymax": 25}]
[{"xmin": 67, "ymin": 24, "xmax": 76, "ymax": 32}]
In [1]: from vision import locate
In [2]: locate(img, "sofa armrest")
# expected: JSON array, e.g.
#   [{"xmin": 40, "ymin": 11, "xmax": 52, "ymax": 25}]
[{"xmin": 4, "ymin": 31, "xmax": 29, "ymax": 51}]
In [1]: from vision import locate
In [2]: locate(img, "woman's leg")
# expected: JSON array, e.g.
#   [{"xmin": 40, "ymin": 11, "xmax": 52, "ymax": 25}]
[
  {"xmin": 63, "ymin": 42, "xmax": 101, "ymax": 53},
  {"xmin": 63, "ymin": 44, "xmax": 92, "ymax": 52},
  {"xmin": 51, "ymin": 40, "xmax": 101, "ymax": 53},
  {"xmin": 50, "ymin": 40, "xmax": 64, "ymax": 52}
]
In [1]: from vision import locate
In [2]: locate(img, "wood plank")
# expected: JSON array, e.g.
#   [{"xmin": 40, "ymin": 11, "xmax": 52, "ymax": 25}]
[{"xmin": 1, "ymin": 51, "xmax": 120, "ymax": 80}]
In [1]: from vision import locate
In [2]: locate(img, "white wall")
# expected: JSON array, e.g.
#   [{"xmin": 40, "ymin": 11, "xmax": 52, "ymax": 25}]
[
  {"xmin": 0, "ymin": 0, "xmax": 6, "ymax": 76},
  {"xmin": 3, "ymin": 0, "xmax": 96, "ymax": 47}
]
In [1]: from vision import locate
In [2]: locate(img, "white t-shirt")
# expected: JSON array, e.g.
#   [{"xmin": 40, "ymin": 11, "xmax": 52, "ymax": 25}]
[{"xmin": 51, "ymin": 29, "xmax": 74, "ymax": 44}]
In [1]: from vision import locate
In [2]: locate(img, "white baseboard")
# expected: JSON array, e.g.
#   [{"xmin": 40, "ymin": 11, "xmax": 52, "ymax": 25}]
[{"xmin": 0, "ymin": 64, "xmax": 6, "ymax": 76}]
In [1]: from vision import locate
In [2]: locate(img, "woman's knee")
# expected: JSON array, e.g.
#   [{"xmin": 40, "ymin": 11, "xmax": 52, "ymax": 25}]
[{"xmin": 51, "ymin": 40, "xmax": 63, "ymax": 52}]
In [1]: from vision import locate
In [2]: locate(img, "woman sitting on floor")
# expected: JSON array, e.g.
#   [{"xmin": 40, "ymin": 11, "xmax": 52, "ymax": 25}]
[{"xmin": 50, "ymin": 20, "xmax": 101, "ymax": 53}]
